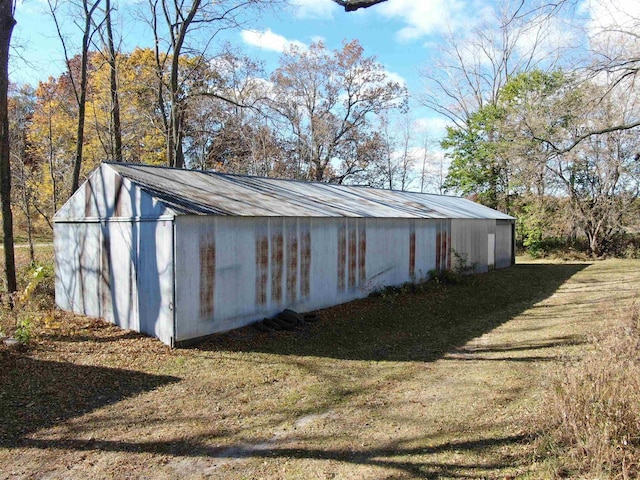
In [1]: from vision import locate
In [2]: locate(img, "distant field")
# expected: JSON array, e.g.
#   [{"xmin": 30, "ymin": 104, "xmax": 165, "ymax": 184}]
[{"xmin": 1, "ymin": 250, "xmax": 639, "ymax": 479}]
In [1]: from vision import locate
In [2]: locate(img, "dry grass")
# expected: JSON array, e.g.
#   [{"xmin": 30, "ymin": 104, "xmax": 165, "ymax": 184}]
[
  {"xmin": 1, "ymin": 248, "xmax": 639, "ymax": 479},
  {"xmin": 539, "ymin": 304, "xmax": 640, "ymax": 479}
]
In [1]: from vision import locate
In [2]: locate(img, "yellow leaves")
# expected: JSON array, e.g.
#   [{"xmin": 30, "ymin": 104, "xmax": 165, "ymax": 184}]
[
  {"xmin": 43, "ymin": 310, "xmax": 62, "ymax": 330},
  {"xmin": 17, "ymin": 265, "xmax": 46, "ymax": 306}
]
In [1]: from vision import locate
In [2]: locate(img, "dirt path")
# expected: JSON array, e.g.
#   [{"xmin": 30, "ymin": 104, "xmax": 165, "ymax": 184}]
[{"xmin": 2, "ymin": 259, "xmax": 638, "ymax": 479}]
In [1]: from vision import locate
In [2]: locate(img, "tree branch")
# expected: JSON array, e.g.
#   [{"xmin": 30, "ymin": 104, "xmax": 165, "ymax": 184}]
[{"xmin": 331, "ymin": 0, "xmax": 387, "ymax": 12}]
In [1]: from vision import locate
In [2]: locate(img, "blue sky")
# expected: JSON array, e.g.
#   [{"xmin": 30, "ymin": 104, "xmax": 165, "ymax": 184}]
[
  {"xmin": 9, "ymin": 0, "xmax": 636, "ymax": 175},
  {"xmin": 10, "ymin": 0, "xmax": 500, "ymax": 138},
  {"xmin": 12, "ymin": 0, "xmax": 440, "ymax": 94}
]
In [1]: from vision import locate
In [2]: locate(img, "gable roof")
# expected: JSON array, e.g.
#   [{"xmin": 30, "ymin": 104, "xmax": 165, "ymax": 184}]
[{"xmin": 58, "ymin": 162, "xmax": 515, "ymax": 221}]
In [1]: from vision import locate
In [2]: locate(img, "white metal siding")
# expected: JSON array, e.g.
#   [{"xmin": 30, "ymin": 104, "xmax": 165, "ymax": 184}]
[
  {"xmin": 55, "ymin": 222, "xmax": 102, "ymax": 317},
  {"xmin": 55, "ymin": 219, "xmax": 175, "ymax": 345},
  {"xmin": 134, "ymin": 220, "xmax": 175, "ymax": 344},
  {"xmin": 496, "ymin": 221, "xmax": 514, "ymax": 269},
  {"xmin": 55, "ymin": 164, "xmax": 515, "ymax": 347},
  {"xmin": 55, "ymin": 164, "xmax": 171, "ymax": 221},
  {"xmin": 451, "ymin": 219, "xmax": 490, "ymax": 273},
  {"xmin": 173, "ymin": 216, "xmax": 458, "ymax": 342}
]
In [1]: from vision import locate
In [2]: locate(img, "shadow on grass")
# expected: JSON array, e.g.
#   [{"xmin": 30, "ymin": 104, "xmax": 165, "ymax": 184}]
[
  {"xmin": 16, "ymin": 431, "xmax": 531, "ymax": 478},
  {"xmin": 199, "ymin": 263, "xmax": 589, "ymax": 362},
  {"xmin": 0, "ymin": 354, "xmax": 179, "ymax": 446}
]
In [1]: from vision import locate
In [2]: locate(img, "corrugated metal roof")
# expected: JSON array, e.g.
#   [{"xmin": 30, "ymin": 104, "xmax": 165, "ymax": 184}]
[{"xmin": 105, "ymin": 162, "xmax": 514, "ymax": 220}]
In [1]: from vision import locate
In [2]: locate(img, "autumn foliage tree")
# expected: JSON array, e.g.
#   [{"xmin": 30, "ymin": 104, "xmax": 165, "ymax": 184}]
[
  {"xmin": 146, "ymin": 0, "xmax": 282, "ymax": 168},
  {"xmin": 268, "ymin": 40, "xmax": 407, "ymax": 183}
]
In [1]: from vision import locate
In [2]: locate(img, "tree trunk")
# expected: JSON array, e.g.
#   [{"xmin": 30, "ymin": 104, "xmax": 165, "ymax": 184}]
[
  {"xmin": 105, "ymin": 0, "xmax": 122, "ymax": 161},
  {"xmin": 70, "ymin": 2, "xmax": 95, "ymax": 193},
  {"xmin": 0, "ymin": 0, "xmax": 18, "ymax": 293},
  {"xmin": 0, "ymin": 0, "xmax": 17, "ymax": 294}
]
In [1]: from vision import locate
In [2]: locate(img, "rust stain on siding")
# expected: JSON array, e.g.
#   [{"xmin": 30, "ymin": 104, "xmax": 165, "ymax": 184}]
[
  {"xmin": 301, "ymin": 229, "xmax": 311, "ymax": 298},
  {"xmin": 435, "ymin": 230, "xmax": 441, "ymax": 272},
  {"xmin": 271, "ymin": 231, "xmax": 283, "ymax": 303},
  {"xmin": 337, "ymin": 223, "xmax": 346, "ymax": 291},
  {"xmin": 114, "ymin": 175, "xmax": 123, "ymax": 217},
  {"xmin": 286, "ymin": 229, "xmax": 298, "ymax": 304},
  {"xmin": 85, "ymin": 180, "xmax": 94, "ymax": 217},
  {"xmin": 409, "ymin": 228, "xmax": 416, "ymax": 280},
  {"xmin": 348, "ymin": 222, "xmax": 357, "ymax": 289},
  {"xmin": 358, "ymin": 223, "xmax": 366, "ymax": 285},
  {"xmin": 255, "ymin": 235, "xmax": 269, "ymax": 305},
  {"xmin": 199, "ymin": 237, "xmax": 216, "ymax": 319}
]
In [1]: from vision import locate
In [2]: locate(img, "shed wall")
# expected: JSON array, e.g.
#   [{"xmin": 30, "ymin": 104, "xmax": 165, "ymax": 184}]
[
  {"xmin": 495, "ymin": 220, "xmax": 514, "ymax": 269},
  {"xmin": 450, "ymin": 219, "xmax": 515, "ymax": 272},
  {"xmin": 55, "ymin": 219, "xmax": 175, "ymax": 345},
  {"xmin": 451, "ymin": 219, "xmax": 490, "ymax": 273},
  {"xmin": 56, "ymin": 164, "xmax": 170, "ymax": 220},
  {"xmin": 173, "ymin": 216, "xmax": 453, "ymax": 342}
]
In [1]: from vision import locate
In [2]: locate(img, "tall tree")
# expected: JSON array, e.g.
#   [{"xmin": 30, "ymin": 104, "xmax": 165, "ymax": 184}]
[
  {"xmin": 102, "ymin": 0, "xmax": 122, "ymax": 161},
  {"xmin": 29, "ymin": 75, "xmax": 78, "ymax": 222},
  {"xmin": 370, "ymin": 113, "xmax": 416, "ymax": 190},
  {"xmin": 8, "ymin": 85, "xmax": 37, "ymax": 264},
  {"xmin": 421, "ymin": 0, "xmax": 569, "ymax": 129},
  {"xmin": 48, "ymin": 0, "xmax": 104, "ymax": 193},
  {"xmin": 516, "ymin": 76, "xmax": 640, "ymax": 255},
  {"xmin": 0, "ymin": 0, "xmax": 17, "ymax": 294},
  {"xmin": 269, "ymin": 40, "xmax": 406, "ymax": 182},
  {"xmin": 444, "ymin": 68, "xmax": 640, "ymax": 255},
  {"xmin": 147, "ymin": 0, "xmax": 280, "ymax": 168}
]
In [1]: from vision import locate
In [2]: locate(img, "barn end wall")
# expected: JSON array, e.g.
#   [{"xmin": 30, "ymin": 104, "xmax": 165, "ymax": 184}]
[
  {"xmin": 173, "ymin": 216, "xmax": 458, "ymax": 343},
  {"xmin": 450, "ymin": 219, "xmax": 515, "ymax": 272},
  {"xmin": 55, "ymin": 219, "xmax": 175, "ymax": 345}
]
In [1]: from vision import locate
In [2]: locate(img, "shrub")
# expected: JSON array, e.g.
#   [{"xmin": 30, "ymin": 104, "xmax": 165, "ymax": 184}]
[
  {"xmin": 539, "ymin": 305, "xmax": 640, "ymax": 478},
  {"xmin": 14, "ymin": 318, "xmax": 32, "ymax": 344}
]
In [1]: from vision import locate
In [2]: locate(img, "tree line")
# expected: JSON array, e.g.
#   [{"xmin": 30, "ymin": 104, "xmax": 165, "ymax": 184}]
[
  {"xmin": 8, "ymin": 40, "xmax": 417, "ymax": 230},
  {"xmin": 423, "ymin": 0, "xmax": 640, "ymax": 257}
]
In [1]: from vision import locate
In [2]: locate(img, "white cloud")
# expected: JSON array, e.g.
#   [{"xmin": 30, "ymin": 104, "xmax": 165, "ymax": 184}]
[
  {"xmin": 290, "ymin": 0, "xmax": 338, "ymax": 19},
  {"xmin": 376, "ymin": 0, "xmax": 468, "ymax": 41},
  {"xmin": 582, "ymin": 0, "xmax": 640, "ymax": 61},
  {"xmin": 240, "ymin": 29, "xmax": 307, "ymax": 53},
  {"xmin": 384, "ymin": 70, "xmax": 407, "ymax": 87},
  {"xmin": 583, "ymin": 0, "xmax": 640, "ymax": 32},
  {"xmin": 414, "ymin": 117, "xmax": 451, "ymax": 138}
]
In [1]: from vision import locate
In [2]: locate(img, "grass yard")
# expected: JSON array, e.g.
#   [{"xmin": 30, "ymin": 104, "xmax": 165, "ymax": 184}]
[{"xmin": 1, "ymin": 250, "xmax": 639, "ymax": 479}]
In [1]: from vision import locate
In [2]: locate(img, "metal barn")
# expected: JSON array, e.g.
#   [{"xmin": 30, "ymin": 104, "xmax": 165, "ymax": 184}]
[{"xmin": 54, "ymin": 163, "xmax": 515, "ymax": 346}]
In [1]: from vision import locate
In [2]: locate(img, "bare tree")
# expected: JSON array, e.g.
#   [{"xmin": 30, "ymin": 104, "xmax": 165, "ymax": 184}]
[
  {"xmin": 587, "ymin": 0, "xmax": 640, "ymax": 90},
  {"xmin": 0, "ymin": 0, "xmax": 17, "ymax": 294},
  {"xmin": 48, "ymin": 0, "xmax": 104, "ymax": 193},
  {"xmin": 420, "ymin": 0, "xmax": 570, "ymax": 129},
  {"xmin": 146, "ymin": 0, "xmax": 281, "ymax": 168},
  {"xmin": 102, "ymin": 0, "xmax": 122, "ymax": 161},
  {"xmin": 372, "ymin": 113, "xmax": 417, "ymax": 190},
  {"xmin": 331, "ymin": 0, "xmax": 388, "ymax": 11},
  {"xmin": 8, "ymin": 85, "xmax": 37, "ymax": 264},
  {"xmin": 268, "ymin": 40, "xmax": 406, "ymax": 182}
]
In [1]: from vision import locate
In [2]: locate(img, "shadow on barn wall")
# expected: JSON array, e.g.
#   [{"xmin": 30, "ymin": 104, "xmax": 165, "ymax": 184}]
[{"xmin": 198, "ymin": 263, "xmax": 590, "ymax": 362}]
